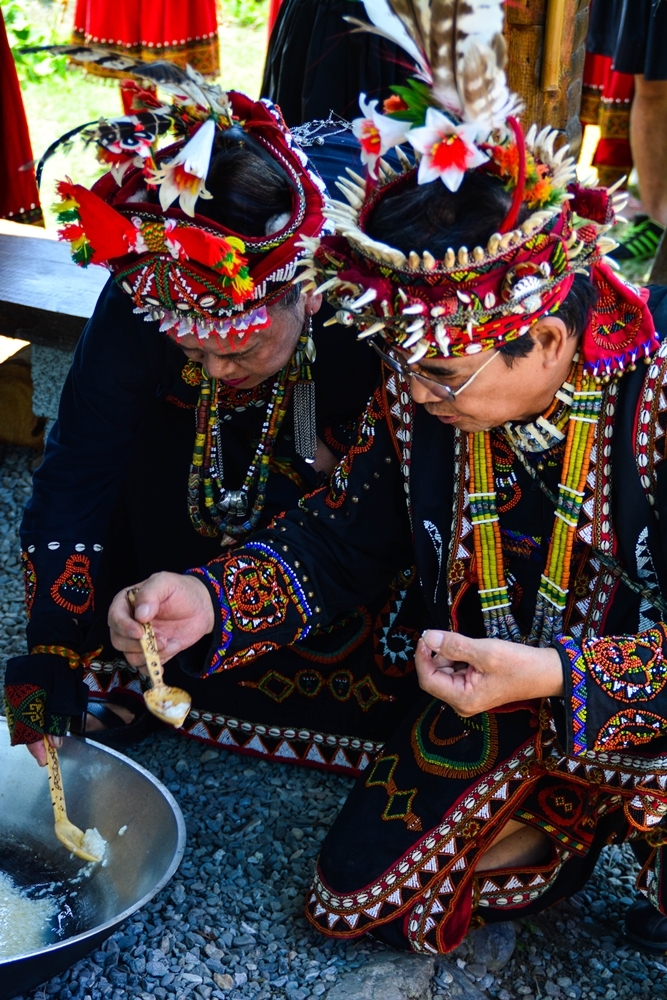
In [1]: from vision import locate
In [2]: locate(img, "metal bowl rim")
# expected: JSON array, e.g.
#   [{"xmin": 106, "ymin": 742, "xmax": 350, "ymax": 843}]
[{"xmin": 0, "ymin": 729, "xmax": 187, "ymax": 967}]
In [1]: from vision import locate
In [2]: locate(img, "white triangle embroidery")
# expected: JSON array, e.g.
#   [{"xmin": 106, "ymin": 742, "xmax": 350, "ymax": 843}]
[
  {"xmin": 357, "ymin": 753, "xmax": 371, "ymax": 770},
  {"xmin": 430, "ymin": 898, "xmax": 444, "ymax": 914},
  {"xmin": 503, "ymin": 876, "xmax": 523, "ymax": 890},
  {"xmin": 440, "ymin": 839, "xmax": 456, "ymax": 855},
  {"xmin": 492, "ymin": 784, "xmax": 509, "ymax": 800},
  {"xmin": 439, "ymin": 877, "xmax": 454, "ymax": 894},
  {"xmin": 363, "ymin": 902, "xmax": 382, "ymax": 919},
  {"xmin": 344, "ymin": 913, "xmax": 360, "ymax": 929},
  {"xmin": 423, "ymin": 857, "xmax": 438, "ymax": 872},
  {"xmin": 216, "ymin": 727, "xmax": 239, "ymax": 747},
  {"xmin": 529, "ymin": 874, "xmax": 545, "ymax": 886},
  {"xmin": 475, "ymin": 802, "xmax": 491, "ymax": 820},
  {"xmin": 452, "ymin": 857, "xmax": 466, "ymax": 871},
  {"xmin": 327, "ymin": 912, "xmax": 340, "ymax": 928},
  {"xmin": 314, "ymin": 904, "xmax": 326, "ymax": 916},
  {"xmin": 331, "ymin": 748, "xmax": 353, "ymax": 768},
  {"xmin": 424, "ymin": 916, "xmax": 436, "ymax": 933},
  {"xmin": 386, "ymin": 890, "xmax": 403, "ymax": 906},
  {"xmin": 404, "ymin": 873, "xmax": 421, "ymax": 889},
  {"xmin": 245, "ymin": 734, "xmax": 269, "ymax": 755},
  {"xmin": 305, "ymin": 743, "xmax": 326, "ymax": 764},
  {"xmin": 481, "ymin": 880, "xmax": 499, "ymax": 894},
  {"xmin": 189, "ymin": 722, "xmax": 216, "ymax": 742},
  {"xmin": 579, "ymin": 523, "xmax": 593, "ymax": 545}
]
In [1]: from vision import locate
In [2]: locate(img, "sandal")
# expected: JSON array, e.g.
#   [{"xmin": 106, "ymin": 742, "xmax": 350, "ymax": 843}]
[{"xmin": 83, "ymin": 691, "xmax": 161, "ymax": 748}]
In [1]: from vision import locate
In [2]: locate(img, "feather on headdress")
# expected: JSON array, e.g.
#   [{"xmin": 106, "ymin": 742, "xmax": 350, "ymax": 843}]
[
  {"xmin": 297, "ymin": 0, "xmax": 658, "ymax": 380},
  {"xmin": 346, "ymin": 0, "xmax": 521, "ymax": 132}
]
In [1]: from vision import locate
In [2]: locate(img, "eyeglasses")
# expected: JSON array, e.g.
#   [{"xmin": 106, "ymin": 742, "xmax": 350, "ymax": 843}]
[{"xmin": 369, "ymin": 340, "xmax": 500, "ymax": 402}]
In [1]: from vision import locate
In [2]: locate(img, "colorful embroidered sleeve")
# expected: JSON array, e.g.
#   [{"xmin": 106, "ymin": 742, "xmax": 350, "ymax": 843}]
[
  {"xmin": 555, "ymin": 625, "xmax": 667, "ymax": 756},
  {"xmin": 4, "ymin": 652, "xmax": 89, "ymax": 745},
  {"xmin": 186, "ymin": 387, "xmax": 413, "ymax": 675}
]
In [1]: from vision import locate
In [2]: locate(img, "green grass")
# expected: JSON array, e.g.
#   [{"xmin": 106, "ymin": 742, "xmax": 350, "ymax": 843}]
[{"xmin": 3, "ymin": 0, "xmax": 269, "ymax": 229}]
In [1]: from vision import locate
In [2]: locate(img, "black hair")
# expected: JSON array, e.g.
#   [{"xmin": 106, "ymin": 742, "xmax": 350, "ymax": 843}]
[
  {"xmin": 498, "ymin": 273, "xmax": 598, "ymax": 365},
  {"xmin": 198, "ymin": 126, "xmax": 293, "ymax": 235},
  {"xmin": 367, "ymin": 170, "xmax": 521, "ymax": 258},
  {"xmin": 366, "ymin": 170, "xmax": 598, "ymax": 361},
  {"xmin": 143, "ymin": 127, "xmax": 293, "ymax": 235}
]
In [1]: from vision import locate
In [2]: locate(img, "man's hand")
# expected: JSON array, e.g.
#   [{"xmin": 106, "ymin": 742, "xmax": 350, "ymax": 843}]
[
  {"xmin": 415, "ymin": 630, "xmax": 564, "ymax": 716},
  {"xmin": 108, "ymin": 572, "xmax": 215, "ymax": 668},
  {"xmin": 27, "ymin": 734, "xmax": 62, "ymax": 767}
]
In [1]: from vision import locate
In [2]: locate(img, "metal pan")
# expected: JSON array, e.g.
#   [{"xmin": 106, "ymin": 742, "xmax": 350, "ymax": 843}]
[{"xmin": 0, "ymin": 719, "xmax": 186, "ymax": 1000}]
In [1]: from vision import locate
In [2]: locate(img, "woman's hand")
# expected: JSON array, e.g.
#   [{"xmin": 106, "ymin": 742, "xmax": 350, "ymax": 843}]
[
  {"xmin": 27, "ymin": 734, "xmax": 62, "ymax": 767},
  {"xmin": 415, "ymin": 630, "xmax": 564, "ymax": 716},
  {"xmin": 108, "ymin": 572, "xmax": 215, "ymax": 668}
]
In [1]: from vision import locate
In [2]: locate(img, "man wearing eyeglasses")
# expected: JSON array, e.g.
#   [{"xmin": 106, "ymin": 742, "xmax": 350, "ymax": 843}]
[{"xmin": 107, "ymin": 157, "xmax": 667, "ymax": 954}]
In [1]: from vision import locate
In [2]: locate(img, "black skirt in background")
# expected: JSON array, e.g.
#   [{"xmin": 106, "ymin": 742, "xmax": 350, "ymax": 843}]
[
  {"xmin": 261, "ymin": 0, "xmax": 411, "ymax": 126},
  {"xmin": 588, "ymin": 0, "xmax": 667, "ymax": 79}
]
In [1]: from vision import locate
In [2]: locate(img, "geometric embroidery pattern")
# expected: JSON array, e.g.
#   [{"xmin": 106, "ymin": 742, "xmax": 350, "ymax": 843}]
[
  {"xmin": 558, "ymin": 636, "xmax": 588, "ymax": 754},
  {"xmin": 50, "ymin": 554, "xmax": 94, "ymax": 614},
  {"xmin": 366, "ymin": 755, "xmax": 422, "ymax": 830},
  {"xmin": 307, "ymin": 714, "xmax": 667, "ymax": 951},
  {"xmin": 240, "ymin": 669, "xmax": 394, "ymax": 711},
  {"xmin": 21, "ymin": 550, "xmax": 37, "ymax": 618},
  {"xmin": 4, "ymin": 683, "xmax": 68, "ymax": 745},
  {"xmin": 307, "ymin": 739, "xmax": 538, "ymax": 952},
  {"xmin": 83, "ymin": 660, "xmax": 382, "ymax": 776},
  {"xmin": 586, "ymin": 625, "xmax": 667, "ymax": 702},
  {"xmin": 226, "ymin": 542, "xmax": 311, "ymax": 637}
]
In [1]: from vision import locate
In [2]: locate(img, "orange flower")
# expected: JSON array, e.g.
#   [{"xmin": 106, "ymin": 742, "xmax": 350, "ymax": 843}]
[{"xmin": 383, "ymin": 95, "xmax": 409, "ymax": 114}]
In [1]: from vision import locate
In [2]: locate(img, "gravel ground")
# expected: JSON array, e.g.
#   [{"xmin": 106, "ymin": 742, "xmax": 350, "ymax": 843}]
[{"xmin": 2, "ymin": 443, "xmax": 667, "ymax": 1000}]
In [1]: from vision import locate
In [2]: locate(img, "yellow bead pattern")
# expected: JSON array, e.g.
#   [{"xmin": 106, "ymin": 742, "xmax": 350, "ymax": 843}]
[{"xmin": 467, "ymin": 367, "xmax": 602, "ymax": 645}]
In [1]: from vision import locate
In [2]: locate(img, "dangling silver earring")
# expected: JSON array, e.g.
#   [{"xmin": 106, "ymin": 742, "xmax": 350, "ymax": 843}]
[{"xmin": 294, "ymin": 312, "xmax": 317, "ymax": 464}]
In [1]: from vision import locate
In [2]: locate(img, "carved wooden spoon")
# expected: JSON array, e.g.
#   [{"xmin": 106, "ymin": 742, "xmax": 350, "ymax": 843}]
[
  {"xmin": 126, "ymin": 589, "xmax": 192, "ymax": 728},
  {"xmin": 43, "ymin": 739, "xmax": 104, "ymax": 862}
]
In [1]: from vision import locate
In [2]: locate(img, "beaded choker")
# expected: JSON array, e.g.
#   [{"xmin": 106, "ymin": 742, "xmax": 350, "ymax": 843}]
[
  {"xmin": 467, "ymin": 365, "xmax": 603, "ymax": 646},
  {"xmin": 503, "ymin": 373, "xmax": 575, "ymax": 454},
  {"xmin": 187, "ymin": 329, "xmax": 312, "ymax": 544}
]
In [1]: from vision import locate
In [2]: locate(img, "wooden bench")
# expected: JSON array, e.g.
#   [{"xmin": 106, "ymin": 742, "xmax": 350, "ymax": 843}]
[{"xmin": 0, "ymin": 218, "xmax": 108, "ymax": 351}]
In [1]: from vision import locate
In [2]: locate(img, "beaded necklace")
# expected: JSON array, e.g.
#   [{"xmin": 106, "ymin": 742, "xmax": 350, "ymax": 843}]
[
  {"xmin": 187, "ymin": 330, "xmax": 309, "ymax": 544},
  {"xmin": 467, "ymin": 365, "xmax": 603, "ymax": 646}
]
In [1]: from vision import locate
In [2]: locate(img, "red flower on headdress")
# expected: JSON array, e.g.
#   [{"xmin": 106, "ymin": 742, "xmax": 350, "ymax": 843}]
[{"xmin": 407, "ymin": 109, "xmax": 488, "ymax": 191}]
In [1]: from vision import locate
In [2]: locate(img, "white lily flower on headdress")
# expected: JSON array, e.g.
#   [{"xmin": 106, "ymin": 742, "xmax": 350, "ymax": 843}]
[
  {"xmin": 152, "ymin": 117, "xmax": 216, "ymax": 217},
  {"xmin": 407, "ymin": 108, "xmax": 489, "ymax": 192},
  {"xmin": 352, "ymin": 93, "xmax": 411, "ymax": 179}
]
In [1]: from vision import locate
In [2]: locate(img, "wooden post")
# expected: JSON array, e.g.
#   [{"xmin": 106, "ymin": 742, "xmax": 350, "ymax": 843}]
[
  {"xmin": 542, "ymin": 0, "xmax": 567, "ymax": 91},
  {"xmin": 505, "ymin": 0, "xmax": 591, "ymax": 157}
]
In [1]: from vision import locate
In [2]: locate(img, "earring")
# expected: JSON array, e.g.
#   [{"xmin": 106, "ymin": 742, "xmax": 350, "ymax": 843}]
[{"xmin": 294, "ymin": 312, "xmax": 317, "ymax": 464}]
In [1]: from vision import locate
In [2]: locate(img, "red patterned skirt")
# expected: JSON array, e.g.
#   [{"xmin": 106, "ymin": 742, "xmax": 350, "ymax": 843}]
[
  {"xmin": 72, "ymin": 0, "xmax": 219, "ymax": 78},
  {"xmin": 581, "ymin": 51, "xmax": 634, "ymax": 189}
]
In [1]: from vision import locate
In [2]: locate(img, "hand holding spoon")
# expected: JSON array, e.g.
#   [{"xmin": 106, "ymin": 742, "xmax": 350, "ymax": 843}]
[
  {"xmin": 43, "ymin": 738, "xmax": 103, "ymax": 862},
  {"xmin": 127, "ymin": 589, "xmax": 192, "ymax": 728}
]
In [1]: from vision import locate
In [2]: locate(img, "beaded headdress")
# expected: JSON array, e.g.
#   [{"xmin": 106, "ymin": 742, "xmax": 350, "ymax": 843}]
[
  {"xmin": 42, "ymin": 53, "xmax": 328, "ymax": 344},
  {"xmin": 299, "ymin": 0, "xmax": 659, "ymax": 378}
]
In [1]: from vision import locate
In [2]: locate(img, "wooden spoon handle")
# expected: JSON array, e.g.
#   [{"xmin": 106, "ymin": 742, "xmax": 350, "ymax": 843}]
[
  {"xmin": 138, "ymin": 621, "xmax": 165, "ymax": 690},
  {"xmin": 44, "ymin": 738, "xmax": 68, "ymax": 825},
  {"xmin": 126, "ymin": 588, "xmax": 164, "ymax": 690}
]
